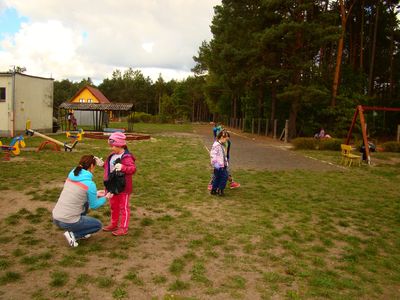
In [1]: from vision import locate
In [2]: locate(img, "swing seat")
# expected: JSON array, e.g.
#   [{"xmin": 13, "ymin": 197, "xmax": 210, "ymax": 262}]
[{"xmin": 341, "ymin": 144, "xmax": 361, "ymax": 167}]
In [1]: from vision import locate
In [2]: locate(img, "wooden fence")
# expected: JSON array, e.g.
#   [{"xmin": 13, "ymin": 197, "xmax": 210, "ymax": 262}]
[{"xmin": 224, "ymin": 118, "xmax": 289, "ymax": 143}]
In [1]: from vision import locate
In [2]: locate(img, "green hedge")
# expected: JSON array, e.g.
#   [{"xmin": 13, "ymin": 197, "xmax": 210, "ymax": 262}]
[
  {"xmin": 382, "ymin": 141, "xmax": 400, "ymax": 152},
  {"xmin": 292, "ymin": 138, "xmax": 343, "ymax": 151}
]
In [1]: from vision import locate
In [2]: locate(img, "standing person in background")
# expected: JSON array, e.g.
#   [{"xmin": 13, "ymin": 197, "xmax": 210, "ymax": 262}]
[
  {"xmin": 100, "ymin": 132, "xmax": 137, "ymax": 236},
  {"xmin": 67, "ymin": 111, "xmax": 73, "ymax": 130},
  {"xmin": 210, "ymin": 130, "xmax": 229, "ymax": 196},
  {"xmin": 212, "ymin": 122, "xmax": 223, "ymax": 140},
  {"xmin": 71, "ymin": 113, "xmax": 78, "ymax": 130},
  {"xmin": 208, "ymin": 130, "xmax": 240, "ymax": 191},
  {"xmin": 52, "ymin": 155, "xmax": 113, "ymax": 247},
  {"xmin": 224, "ymin": 131, "xmax": 240, "ymax": 189}
]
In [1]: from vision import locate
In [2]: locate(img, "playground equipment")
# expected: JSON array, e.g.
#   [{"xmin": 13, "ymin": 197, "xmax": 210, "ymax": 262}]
[
  {"xmin": 26, "ymin": 129, "xmax": 78, "ymax": 151},
  {"xmin": 26, "ymin": 121, "xmax": 78, "ymax": 152},
  {"xmin": 346, "ymin": 105, "xmax": 400, "ymax": 164},
  {"xmin": 0, "ymin": 135, "xmax": 26, "ymax": 160},
  {"xmin": 66, "ymin": 129, "xmax": 85, "ymax": 142}
]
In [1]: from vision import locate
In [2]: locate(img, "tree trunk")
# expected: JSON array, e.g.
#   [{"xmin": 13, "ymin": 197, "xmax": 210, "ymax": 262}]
[
  {"xmin": 368, "ymin": 3, "xmax": 379, "ymax": 96},
  {"xmin": 288, "ymin": 99, "xmax": 300, "ymax": 140},
  {"xmin": 270, "ymin": 83, "xmax": 277, "ymax": 135},
  {"xmin": 233, "ymin": 96, "xmax": 237, "ymax": 119},
  {"xmin": 389, "ymin": 1, "xmax": 395, "ymax": 100},
  {"xmin": 360, "ymin": 0, "xmax": 364, "ymax": 71},
  {"xmin": 331, "ymin": 0, "xmax": 357, "ymax": 106},
  {"xmin": 258, "ymin": 85, "xmax": 264, "ymax": 119}
]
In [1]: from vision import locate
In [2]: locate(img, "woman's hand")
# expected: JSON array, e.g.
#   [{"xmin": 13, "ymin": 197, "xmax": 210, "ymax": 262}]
[
  {"xmin": 105, "ymin": 192, "xmax": 114, "ymax": 199},
  {"xmin": 97, "ymin": 190, "xmax": 106, "ymax": 197}
]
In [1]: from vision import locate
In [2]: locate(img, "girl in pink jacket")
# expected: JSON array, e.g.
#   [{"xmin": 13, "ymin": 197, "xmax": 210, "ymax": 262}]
[
  {"xmin": 98, "ymin": 132, "xmax": 136, "ymax": 236},
  {"xmin": 210, "ymin": 130, "xmax": 229, "ymax": 196}
]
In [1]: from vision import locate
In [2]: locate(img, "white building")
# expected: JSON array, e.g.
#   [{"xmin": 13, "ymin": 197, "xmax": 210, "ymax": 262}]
[{"xmin": 0, "ymin": 72, "xmax": 54, "ymax": 137}]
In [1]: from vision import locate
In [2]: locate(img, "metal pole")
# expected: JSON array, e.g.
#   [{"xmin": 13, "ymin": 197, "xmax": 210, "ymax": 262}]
[
  {"xmin": 359, "ymin": 107, "xmax": 370, "ymax": 164},
  {"xmin": 346, "ymin": 106, "xmax": 360, "ymax": 145},
  {"xmin": 265, "ymin": 118, "xmax": 269, "ymax": 136},
  {"xmin": 258, "ymin": 118, "xmax": 261, "ymax": 135},
  {"xmin": 251, "ymin": 118, "xmax": 254, "ymax": 134}
]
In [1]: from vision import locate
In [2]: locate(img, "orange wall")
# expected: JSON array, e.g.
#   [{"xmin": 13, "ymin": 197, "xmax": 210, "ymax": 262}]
[{"xmin": 71, "ymin": 88, "xmax": 100, "ymax": 103}]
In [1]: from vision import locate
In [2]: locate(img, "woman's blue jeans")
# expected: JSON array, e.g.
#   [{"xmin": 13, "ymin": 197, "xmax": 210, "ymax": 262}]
[{"xmin": 53, "ymin": 216, "xmax": 102, "ymax": 239}]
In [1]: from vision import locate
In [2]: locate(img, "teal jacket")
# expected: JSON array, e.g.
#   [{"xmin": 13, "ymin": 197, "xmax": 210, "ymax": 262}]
[
  {"xmin": 53, "ymin": 168, "xmax": 106, "ymax": 223},
  {"xmin": 67, "ymin": 169, "xmax": 106, "ymax": 209}
]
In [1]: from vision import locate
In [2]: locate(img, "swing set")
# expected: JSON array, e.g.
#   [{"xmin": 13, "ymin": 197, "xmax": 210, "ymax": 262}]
[{"xmin": 345, "ymin": 105, "xmax": 400, "ymax": 164}]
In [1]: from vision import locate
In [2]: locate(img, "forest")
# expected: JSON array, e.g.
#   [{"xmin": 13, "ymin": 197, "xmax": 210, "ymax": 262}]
[{"xmin": 54, "ymin": 0, "xmax": 400, "ymax": 139}]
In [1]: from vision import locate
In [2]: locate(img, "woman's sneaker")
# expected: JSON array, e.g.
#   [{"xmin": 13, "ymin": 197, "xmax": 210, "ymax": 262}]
[
  {"xmin": 79, "ymin": 234, "xmax": 91, "ymax": 240},
  {"xmin": 64, "ymin": 231, "xmax": 78, "ymax": 247}
]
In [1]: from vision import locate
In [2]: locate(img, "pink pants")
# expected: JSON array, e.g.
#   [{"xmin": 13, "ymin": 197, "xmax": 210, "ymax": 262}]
[{"xmin": 109, "ymin": 193, "xmax": 131, "ymax": 230}]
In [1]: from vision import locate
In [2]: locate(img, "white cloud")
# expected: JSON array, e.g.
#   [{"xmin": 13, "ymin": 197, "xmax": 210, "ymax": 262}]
[{"xmin": 0, "ymin": 0, "xmax": 220, "ymax": 82}]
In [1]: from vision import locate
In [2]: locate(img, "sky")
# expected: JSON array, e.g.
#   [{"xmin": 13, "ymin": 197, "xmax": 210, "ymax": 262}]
[{"xmin": 0, "ymin": 0, "xmax": 220, "ymax": 84}]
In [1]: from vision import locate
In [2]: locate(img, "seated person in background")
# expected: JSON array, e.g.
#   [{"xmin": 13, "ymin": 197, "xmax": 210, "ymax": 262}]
[{"xmin": 314, "ymin": 128, "xmax": 331, "ymax": 139}]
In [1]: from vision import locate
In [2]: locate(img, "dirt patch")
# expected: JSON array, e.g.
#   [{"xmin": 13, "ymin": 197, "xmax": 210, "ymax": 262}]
[{"xmin": 0, "ymin": 190, "xmax": 54, "ymax": 220}]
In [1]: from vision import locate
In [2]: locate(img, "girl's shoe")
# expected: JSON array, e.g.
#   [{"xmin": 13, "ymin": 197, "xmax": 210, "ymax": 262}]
[
  {"xmin": 210, "ymin": 189, "xmax": 217, "ymax": 195},
  {"xmin": 112, "ymin": 228, "xmax": 128, "ymax": 236},
  {"xmin": 103, "ymin": 224, "xmax": 118, "ymax": 232},
  {"xmin": 230, "ymin": 182, "xmax": 241, "ymax": 189}
]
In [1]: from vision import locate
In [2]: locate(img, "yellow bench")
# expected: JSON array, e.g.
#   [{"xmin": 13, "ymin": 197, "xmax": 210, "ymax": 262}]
[{"xmin": 340, "ymin": 144, "xmax": 361, "ymax": 167}]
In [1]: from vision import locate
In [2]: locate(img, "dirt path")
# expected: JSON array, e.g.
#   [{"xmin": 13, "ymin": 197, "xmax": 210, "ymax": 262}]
[{"xmin": 193, "ymin": 124, "xmax": 341, "ymax": 171}]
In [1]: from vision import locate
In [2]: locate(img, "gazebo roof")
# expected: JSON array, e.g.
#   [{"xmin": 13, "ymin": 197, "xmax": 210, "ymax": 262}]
[{"xmin": 59, "ymin": 102, "xmax": 134, "ymax": 111}]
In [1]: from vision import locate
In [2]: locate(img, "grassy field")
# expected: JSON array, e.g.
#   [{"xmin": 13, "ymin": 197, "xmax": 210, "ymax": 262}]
[{"xmin": 0, "ymin": 124, "xmax": 399, "ymax": 299}]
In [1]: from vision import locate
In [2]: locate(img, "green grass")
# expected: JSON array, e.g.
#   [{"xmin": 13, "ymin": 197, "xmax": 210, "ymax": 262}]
[{"xmin": 0, "ymin": 123, "xmax": 400, "ymax": 299}]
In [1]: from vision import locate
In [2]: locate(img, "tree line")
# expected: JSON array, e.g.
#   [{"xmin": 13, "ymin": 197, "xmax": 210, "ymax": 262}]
[
  {"xmin": 54, "ymin": 69, "xmax": 211, "ymax": 123},
  {"xmin": 54, "ymin": 0, "xmax": 400, "ymax": 139}
]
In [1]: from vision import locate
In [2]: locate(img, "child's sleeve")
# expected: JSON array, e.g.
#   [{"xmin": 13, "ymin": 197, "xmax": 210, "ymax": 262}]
[
  {"xmin": 210, "ymin": 145, "xmax": 218, "ymax": 165},
  {"xmin": 121, "ymin": 155, "xmax": 136, "ymax": 175},
  {"xmin": 87, "ymin": 181, "xmax": 107, "ymax": 209}
]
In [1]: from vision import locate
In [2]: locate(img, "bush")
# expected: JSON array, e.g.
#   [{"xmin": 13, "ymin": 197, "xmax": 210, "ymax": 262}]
[
  {"xmin": 291, "ymin": 138, "xmax": 317, "ymax": 150},
  {"xmin": 318, "ymin": 138, "xmax": 343, "ymax": 151},
  {"xmin": 130, "ymin": 112, "xmax": 153, "ymax": 123},
  {"xmin": 382, "ymin": 141, "xmax": 400, "ymax": 152},
  {"xmin": 292, "ymin": 138, "xmax": 343, "ymax": 151}
]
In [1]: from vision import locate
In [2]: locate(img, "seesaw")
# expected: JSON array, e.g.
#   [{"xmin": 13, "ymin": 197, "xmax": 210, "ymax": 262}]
[
  {"xmin": 26, "ymin": 129, "xmax": 78, "ymax": 151},
  {"xmin": 0, "ymin": 135, "xmax": 26, "ymax": 160},
  {"xmin": 66, "ymin": 128, "xmax": 85, "ymax": 142}
]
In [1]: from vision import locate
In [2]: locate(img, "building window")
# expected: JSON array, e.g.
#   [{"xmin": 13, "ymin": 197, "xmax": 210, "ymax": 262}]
[
  {"xmin": 0, "ymin": 87, "xmax": 5, "ymax": 102},
  {"xmin": 79, "ymin": 98, "xmax": 84, "ymax": 103},
  {"xmin": 88, "ymin": 99, "xmax": 92, "ymax": 103}
]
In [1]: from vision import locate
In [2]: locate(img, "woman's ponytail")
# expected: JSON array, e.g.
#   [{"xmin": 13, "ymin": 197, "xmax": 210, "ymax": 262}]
[{"xmin": 73, "ymin": 155, "xmax": 96, "ymax": 176}]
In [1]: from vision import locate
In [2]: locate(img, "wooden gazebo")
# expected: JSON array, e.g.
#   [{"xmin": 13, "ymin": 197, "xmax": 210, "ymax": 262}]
[{"xmin": 59, "ymin": 102, "xmax": 134, "ymax": 131}]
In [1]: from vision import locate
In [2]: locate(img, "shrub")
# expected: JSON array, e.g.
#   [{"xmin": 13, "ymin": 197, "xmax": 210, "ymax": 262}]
[
  {"xmin": 318, "ymin": 138, "xmax": 343, "ymax": 151},
  {"xmin": 292, "ymin": 137, "xmax": 344, "ymax": 151},
  {"xmin": 382, "ymin": 141, "xmax": 400, "ymax": 152},
  {"xmin": 130, "ymin": 112, "xmax": 153, "ymax": 123},
  {"xmin": 291, "ymin": 138, "xmax": 317, "ymax": 150}
]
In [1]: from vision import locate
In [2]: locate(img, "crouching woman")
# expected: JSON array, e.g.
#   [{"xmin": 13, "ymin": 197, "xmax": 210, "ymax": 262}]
[{"xmin": 52, "ymin": 155, "xmax": 112, "ymax": 247}]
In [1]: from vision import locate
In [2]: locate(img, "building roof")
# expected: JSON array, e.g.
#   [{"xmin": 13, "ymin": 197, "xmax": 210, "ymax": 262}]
[
  {"xmin": 59, "ymin": 102, "xmax": 134, "ymax": 111},
  {"xmin": 69, "ymin": 85, "xmax": 111, "ymax": 103},
  {"xmin": 0, "ymin": 72, "xmax": 53, "ymax": 80}
]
